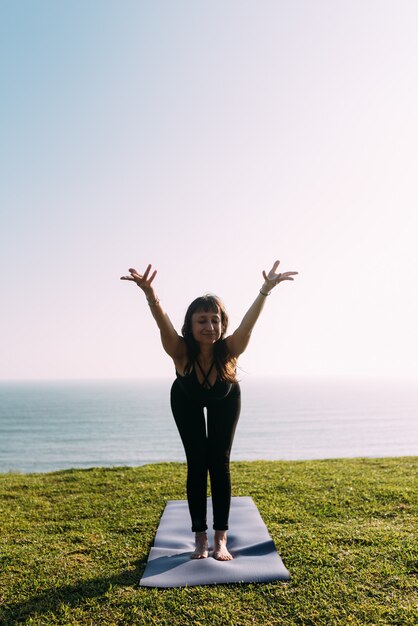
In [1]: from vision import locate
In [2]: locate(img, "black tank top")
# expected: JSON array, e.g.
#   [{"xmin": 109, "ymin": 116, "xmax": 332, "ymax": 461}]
[{"xmin": 175, "ymin": 359, "xmax": 234, "ymax": 402}]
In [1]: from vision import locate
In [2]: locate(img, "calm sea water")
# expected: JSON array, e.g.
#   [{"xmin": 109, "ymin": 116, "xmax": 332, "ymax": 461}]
[{"xmin": 0, "ymin": 377, "xmax": 417, "ymax": 473}]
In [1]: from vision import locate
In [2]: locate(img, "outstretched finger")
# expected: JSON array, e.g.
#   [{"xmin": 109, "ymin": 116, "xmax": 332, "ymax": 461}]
[
  {"xmin": 148, "ymin": 270, "xmax": 157, "ymax": 284},
  {"xmin": 141, "ymin": 264, "xmax": 152, "ymax": 282},
  {"xmin": 120, "ymin": 276, "xmax": 135, "ymax": 281},
  {"xmin": 128, "ymin": 268, "xmax": 142, "ymax": 280},
  {"xmin": 278, "ymin": 272, "xmax": 298, "ymax": 282},
  {"xmin": 271, "ymin": 260, "xmax": 280, "ymax": 273}
]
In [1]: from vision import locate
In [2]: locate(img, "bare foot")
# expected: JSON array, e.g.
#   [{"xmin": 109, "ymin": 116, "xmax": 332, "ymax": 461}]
[
  {"xmin": 213, "ymin": 530, "xmax": 233, "ymax": 561},
  {"xmin": 191, "ymin": 531, "xmax": 208, "ymax": 559}
]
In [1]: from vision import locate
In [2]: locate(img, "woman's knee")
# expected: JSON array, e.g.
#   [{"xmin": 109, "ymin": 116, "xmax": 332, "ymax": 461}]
[{"xmin": 208, "ymin": 451, "xmax": 230, "ymax": 476}]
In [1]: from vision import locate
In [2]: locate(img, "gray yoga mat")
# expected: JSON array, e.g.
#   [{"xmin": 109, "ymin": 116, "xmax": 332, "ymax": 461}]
[{"xmin": 140, "ymin": 496, "xmax": 290, "ymax": 587}]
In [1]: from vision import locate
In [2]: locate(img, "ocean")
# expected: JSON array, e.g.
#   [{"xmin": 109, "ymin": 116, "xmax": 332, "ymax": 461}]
[{"xmin": 0, "ymin": 377, "xmax": 417, "ymax": 473}]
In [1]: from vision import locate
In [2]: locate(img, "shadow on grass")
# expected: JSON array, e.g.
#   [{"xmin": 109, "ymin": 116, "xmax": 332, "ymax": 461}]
[{"xmin": 0, "ymin": 559, "xmax": 147, "ymax": 625}]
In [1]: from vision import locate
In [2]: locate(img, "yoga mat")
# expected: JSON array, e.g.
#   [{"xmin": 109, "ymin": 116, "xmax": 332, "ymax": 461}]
[{"xmin": 140, "ymin": 496, "xmax": 290, "ymax": 587}]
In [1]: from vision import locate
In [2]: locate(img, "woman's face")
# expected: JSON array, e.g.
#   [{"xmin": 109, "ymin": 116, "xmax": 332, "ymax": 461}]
[{"xmin": 191, "ymin": 308, "xmax": 222, "ymax": 345}]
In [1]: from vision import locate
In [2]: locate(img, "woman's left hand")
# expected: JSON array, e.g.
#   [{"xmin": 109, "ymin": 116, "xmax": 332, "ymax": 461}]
[{"xmin": 262, "ymin": 260, "xmax": 298, "ymax": 292}]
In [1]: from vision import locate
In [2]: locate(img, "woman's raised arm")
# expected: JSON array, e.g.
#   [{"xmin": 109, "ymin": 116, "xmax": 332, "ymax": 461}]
[
  {"xmin": 120, "ymin": 264, "xmax": 186, "ymax": 361},
  {"xmin": 225, "ymin": 260, "xmax": 298, "ymax": 358}
]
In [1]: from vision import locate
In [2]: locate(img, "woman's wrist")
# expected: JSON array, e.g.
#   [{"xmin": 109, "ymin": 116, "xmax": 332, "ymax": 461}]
[
  {"xmin": 260, "ymin": 282, "xmax": 273, "ymax": 296},
  {"xmin": 146, "ymin": 292, "xmax": 160, "ymax": 306},
  {"xmin": 141, "ymin": 287, "xmax": 159, "ymax": 306}
]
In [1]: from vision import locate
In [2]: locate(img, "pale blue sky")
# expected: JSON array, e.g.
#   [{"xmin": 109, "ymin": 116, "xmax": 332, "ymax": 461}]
[{"xmin": 1, "ymin": 0, "xmax": 417, "ymax": 380}]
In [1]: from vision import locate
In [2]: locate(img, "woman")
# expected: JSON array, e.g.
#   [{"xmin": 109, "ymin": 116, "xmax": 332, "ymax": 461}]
[{"xmin": 121, "ymin": 260, "xmax": 297, "ymax": 561}]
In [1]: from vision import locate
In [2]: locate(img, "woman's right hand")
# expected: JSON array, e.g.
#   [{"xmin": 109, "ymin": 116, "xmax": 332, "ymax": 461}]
[{"xmin": 120, "ymin": 264, "xmax": 157, "ymax": 296}]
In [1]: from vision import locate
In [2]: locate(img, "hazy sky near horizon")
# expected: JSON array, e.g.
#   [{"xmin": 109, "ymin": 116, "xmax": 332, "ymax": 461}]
[{"xmin": 1, "ymin": 0, "xmax": 417, "ymax": 381}]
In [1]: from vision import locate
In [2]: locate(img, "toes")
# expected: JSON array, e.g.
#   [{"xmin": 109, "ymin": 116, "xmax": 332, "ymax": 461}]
[{"xmin": 213, "ymin": 549, "xmax": 233, "ymax": 561}]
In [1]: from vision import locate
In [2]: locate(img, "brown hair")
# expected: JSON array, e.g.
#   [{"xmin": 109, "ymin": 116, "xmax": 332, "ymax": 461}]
[{"xmin": 181, "ymin": 294, "xmax": 238, "ymax": 383}]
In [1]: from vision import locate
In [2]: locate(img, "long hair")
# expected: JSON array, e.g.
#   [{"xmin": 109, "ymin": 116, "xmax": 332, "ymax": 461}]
[{"xmin": 181, "ymin": 294, "xmax": 238, "ymax": 383}]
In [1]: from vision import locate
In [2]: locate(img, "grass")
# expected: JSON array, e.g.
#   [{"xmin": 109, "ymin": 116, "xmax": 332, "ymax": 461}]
[{"xmin": 0, "ymin": 458, "xmax": 416, "ymax": 625}]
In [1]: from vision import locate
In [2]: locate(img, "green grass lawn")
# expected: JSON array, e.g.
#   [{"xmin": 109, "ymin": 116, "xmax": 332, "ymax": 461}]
[{"xmin": 0, "ymin": 458, "xmax": 416, "ymax": 625}]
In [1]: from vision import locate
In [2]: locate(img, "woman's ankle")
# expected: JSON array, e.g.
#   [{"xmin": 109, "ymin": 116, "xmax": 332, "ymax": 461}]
[{"xmin": 214, "ymin": 530, "xmax": 227, "ymax": 542}]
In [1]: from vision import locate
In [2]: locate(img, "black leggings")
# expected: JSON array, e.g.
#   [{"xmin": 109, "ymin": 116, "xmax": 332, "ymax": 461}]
[{"xmin": 170, "ymin": 380, "xmax": 241, "ymax": 532}]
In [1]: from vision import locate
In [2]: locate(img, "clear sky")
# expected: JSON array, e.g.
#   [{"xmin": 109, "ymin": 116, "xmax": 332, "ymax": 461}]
[{"xmin": 1, "ymin": 0, "xmax": 417, "ymax": 381}]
